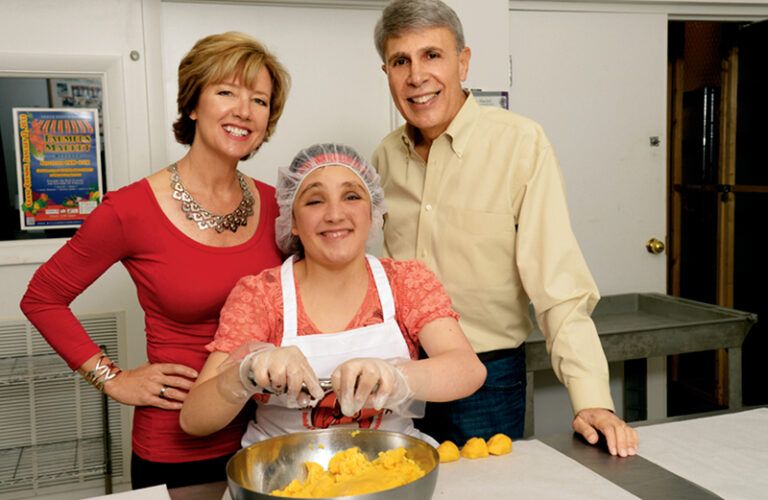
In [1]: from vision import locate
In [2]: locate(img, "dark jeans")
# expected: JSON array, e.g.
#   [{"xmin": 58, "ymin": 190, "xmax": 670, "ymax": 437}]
[
  {"xmin": 131, "ymin": 451, "xmax": 234, "ymax": 490},
  {"xmin": 415, "ymin": 345, "xmax": 527, "ymax": 444}
]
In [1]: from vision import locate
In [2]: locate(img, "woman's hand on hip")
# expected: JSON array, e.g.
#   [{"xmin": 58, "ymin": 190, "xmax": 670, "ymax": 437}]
[{"xmin": 103, "ymin": 362, "xmax": 198, "ymax": 410}]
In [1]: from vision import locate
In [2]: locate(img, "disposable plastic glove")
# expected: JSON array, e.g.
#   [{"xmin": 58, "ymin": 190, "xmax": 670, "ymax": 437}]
[
  {"xmin": 331, "ymin": 358, "xmax": 422, "ymax": 417},
  {"xmin": 213, "ymin": 341, "xmax": 274, "ymax": 404},
  {"xmin": 239, "ymin": 343, "xmax": 324, "ymax": 408}
]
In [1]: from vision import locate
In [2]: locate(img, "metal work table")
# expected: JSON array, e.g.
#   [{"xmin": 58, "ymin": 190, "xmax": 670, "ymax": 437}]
[
  {"xmin": 169, "ymin": 449, "xmax": 714, "ymax": 500},
  {"xmin": 523, "ymin": 293, "xmax": 757, "ymax": 436},
  {"xmin": 167, "ymin": 408, "xmax": 766, "ymax": 500},
  {"xmin": 538, "ymin": 433, "xmax": 717, "ymax": 499}
]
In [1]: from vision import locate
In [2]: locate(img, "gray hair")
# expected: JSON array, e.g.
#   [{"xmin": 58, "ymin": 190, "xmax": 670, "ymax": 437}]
[{"xmin": 374, "ymin": 0, "xmax": 465, "ymax": 62}]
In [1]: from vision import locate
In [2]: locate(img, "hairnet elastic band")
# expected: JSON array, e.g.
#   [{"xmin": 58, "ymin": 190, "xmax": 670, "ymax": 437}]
[{"xmin": 294, "ymin": 152, "xmax": 365, "ymax": 174}]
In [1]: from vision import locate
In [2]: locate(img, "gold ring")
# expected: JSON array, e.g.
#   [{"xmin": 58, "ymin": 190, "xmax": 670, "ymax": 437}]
[{"xmin": 159, "ymin": 386, "xmax": 167, "ymax": 399}]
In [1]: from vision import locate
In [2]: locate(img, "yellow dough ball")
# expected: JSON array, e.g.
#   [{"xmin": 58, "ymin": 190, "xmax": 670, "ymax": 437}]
[
  {"xmin": 487, "ymin": 433, "xmax": 513, "ymax": 455},
  {"xmin": 437, "ymin": 441, "xmax": 460, "ymax": 463},
  {"xmin": 460, "ymin": 437, "xmax": 489, "ymax": 459}
]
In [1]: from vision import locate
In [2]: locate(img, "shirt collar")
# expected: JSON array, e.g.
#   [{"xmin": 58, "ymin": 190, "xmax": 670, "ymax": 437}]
[{"xmin": 399, "ymin": 91, "xmax": 480, "ymax": 159}]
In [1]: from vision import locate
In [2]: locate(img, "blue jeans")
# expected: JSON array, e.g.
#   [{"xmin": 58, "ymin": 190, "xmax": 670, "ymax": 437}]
[{"xmin": 415, "ymin": 346, "xmax": 527, "ymax": 444}]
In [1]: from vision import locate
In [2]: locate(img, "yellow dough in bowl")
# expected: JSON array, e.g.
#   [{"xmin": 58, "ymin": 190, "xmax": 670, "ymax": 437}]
[
  {"xmin": 437, "ymin": 441, "xmax": 460, "ymax": 463},
  {"xmin": 460, "ymin": 437, "xmax": 489, "ymax": 459},
  {"xmin": 271, "ymin": 446, "xmax": 425, "ymax": 498},
  {"xmin": 487, "ymin": 433, "xmax": 513, "ymax": 455}
]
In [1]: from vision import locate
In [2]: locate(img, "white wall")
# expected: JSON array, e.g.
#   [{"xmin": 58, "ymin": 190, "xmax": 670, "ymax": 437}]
[
  {"xmin": 2, "ymin": 5, "xmax": 768, "ymax": 489},
  {"xmin": 160, "ymin": 0, "xmax": 511, "ymax": 183},
  {"xmin": 160, "ymin": 2, "xmax": 390, "ymax": 184},
  {"xmin": 447, "ymin": 0, "xmax": 510, "ymax": 92}
]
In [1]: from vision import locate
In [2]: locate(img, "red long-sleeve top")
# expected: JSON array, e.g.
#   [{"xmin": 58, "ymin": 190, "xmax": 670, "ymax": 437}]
[{"xmin": 20, "ymin": 178, "xmax": 282, "ymax": 462}]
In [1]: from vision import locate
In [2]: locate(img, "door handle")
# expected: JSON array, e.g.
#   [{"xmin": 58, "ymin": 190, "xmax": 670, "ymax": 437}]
[{"xmin": 646, "ymin": 238, "xmax": 665, "ymax": 255}]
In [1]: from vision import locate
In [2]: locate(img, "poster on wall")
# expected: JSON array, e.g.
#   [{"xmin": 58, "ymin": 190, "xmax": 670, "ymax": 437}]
[
  {"xmin": 13, "ymin": 108, "xmax": 103, "ymax": 230},
  {"xmin": 48, "ymin": 77, "xmax": 104, "ymax": 124},
  {"xmin": 470, "ymin": 89, "xmax": 509, "ymax": 110}
]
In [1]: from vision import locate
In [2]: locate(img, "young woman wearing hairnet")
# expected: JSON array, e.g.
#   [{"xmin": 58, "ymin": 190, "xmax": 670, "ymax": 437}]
[{"xmin": 181, "ymin": 143, "xmax": 486, "ymax": 445}]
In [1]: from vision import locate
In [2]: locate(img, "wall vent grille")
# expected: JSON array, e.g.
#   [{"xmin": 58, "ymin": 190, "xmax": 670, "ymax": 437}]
[{"xmin": 0, "ymin": 313, "xmax": 125, "ymax": 496}]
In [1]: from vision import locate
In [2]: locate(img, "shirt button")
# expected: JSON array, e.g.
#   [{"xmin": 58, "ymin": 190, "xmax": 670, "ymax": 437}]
[
  {"xmin": 425, "ymin": 204, "xmax": 432, "ymax": 211},
  {"xmin": 421, "ymin": 250, "xmax": 428, "ymax": 258}
]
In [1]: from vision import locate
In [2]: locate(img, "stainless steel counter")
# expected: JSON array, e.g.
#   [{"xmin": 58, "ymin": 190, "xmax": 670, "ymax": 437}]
[
  {"xmin": 168, "ymin": 408, "xmax": 767, "ymax": 500},
  {"xmin": 523, "ymin": 293, "xmax": 757, "ymax": 435},
  {"xmin": 538, "ymin": 433, "xmax": 719, "ymax": 499}
]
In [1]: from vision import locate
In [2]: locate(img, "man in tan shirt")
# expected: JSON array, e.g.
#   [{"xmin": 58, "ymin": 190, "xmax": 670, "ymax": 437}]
[{"xmin": 371, "ymin": 0, "xmax": 638, "ymax": 457}]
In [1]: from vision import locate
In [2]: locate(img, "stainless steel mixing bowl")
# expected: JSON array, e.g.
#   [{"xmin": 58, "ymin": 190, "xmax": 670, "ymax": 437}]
[{"xmin": 226, "ymin": 429, "xmax": 439, "ymax": 500}]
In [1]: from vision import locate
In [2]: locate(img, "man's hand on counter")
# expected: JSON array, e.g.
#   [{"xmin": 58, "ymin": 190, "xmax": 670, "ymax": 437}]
[{"xmin": 572, "ymin": 408, "xmax": 638, "ymax": 458}]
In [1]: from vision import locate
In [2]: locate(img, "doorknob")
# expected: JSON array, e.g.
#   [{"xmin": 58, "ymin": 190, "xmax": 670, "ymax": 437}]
[{"xmin": 646, "ymin": 238, "xmax": 665, "ymax": 255}]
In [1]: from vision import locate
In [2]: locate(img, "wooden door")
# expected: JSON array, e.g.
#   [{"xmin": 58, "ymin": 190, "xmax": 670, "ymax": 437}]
[
  {"xmin": 669, "ymin": 20, "xmax": 768, "ymax": 412},
  {"xmin": 731, "ymin": 20, "xmax": 768, "ymax": 407}
]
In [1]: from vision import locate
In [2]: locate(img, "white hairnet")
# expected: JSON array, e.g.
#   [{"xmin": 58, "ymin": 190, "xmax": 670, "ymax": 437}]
[{"xmin": 275, "ymin": 143, "xmax": 387, "ymax": 256}]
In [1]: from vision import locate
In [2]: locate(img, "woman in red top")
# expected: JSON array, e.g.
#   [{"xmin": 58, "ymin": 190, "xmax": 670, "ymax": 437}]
[
  {"xmin": 20, "ymin": 32, "xmax": 289, "ymax": 489},
  {"xmin": 180, "ymin": 144, "xmax": 486, "ymax": 446}
]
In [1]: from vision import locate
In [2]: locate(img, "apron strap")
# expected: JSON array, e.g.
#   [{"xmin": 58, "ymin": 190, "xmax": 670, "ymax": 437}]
[
  {"xmin": 366, "ymin": 255, "xmax": 396, "ymax": 321},
  {"xmin": 281, "ymin": 254, "xmax": 397, "ymax": 339},
  {"xmin": 280, "ymin": 256, "xmax": 299, "ymax": 339}
]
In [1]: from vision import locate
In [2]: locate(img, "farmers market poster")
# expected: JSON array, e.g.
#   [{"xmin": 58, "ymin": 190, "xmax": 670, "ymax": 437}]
[{"xmin": 13, "ymin": 108, "xmax": 103, "ymax": 230}]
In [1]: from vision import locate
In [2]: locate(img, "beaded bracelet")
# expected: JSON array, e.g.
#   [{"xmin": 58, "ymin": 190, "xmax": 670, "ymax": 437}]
[{"xmin": 82, "ymin": 354, "xmax": 122, "ymax": 392}]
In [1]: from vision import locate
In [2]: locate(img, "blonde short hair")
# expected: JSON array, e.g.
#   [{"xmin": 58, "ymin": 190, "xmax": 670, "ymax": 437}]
[{"xmin": 173, "ymin": 31, "xmax": 290, "ymax": 148}]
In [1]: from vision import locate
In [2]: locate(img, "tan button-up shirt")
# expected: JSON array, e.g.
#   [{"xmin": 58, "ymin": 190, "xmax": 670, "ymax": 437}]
[{"xmin": 372, "ymin": 94, "xmax": 614, "ymax": 413}]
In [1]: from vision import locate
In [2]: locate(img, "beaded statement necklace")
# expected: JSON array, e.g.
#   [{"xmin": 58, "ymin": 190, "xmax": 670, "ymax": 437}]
[{"xmin": 168, "ymin": 162, "xmax": 254, "ymax": 233}]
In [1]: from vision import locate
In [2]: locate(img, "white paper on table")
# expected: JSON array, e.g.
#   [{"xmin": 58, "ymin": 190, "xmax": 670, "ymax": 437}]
[
  {"xmin": 86, "ymin": 484, "xmax": 171, "ymax": 499},
  {"xmin": 433, "ymin": 439, "xmax": 639, "ymax": 499},
  {"xmin": 637, "ymin": 408, "xmax": 768, "ymax": 500}
]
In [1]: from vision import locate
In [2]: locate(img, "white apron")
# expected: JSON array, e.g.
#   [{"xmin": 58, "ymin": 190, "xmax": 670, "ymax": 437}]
[{"xmin": 241, "ymin": 255, "xmax": 435, "ymax": 447}]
